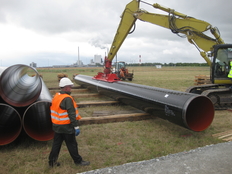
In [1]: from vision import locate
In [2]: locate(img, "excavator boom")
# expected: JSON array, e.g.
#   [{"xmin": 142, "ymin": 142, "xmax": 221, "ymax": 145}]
[
  {"xmin": 107, "ymin": 0, "xmax": 139, "ymax": 62},
  {"xmin": 107, "ymin": 0, "xmax": 225, "ymax": 66}
]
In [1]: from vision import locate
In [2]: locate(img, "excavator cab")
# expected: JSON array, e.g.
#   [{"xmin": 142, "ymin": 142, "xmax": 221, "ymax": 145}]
[
  {"xmin": 211, "ymin": 44, "xmax": 232, "ymax": 84},
  {"xmin": 115, "ymin": 61, "xmax": 126, "ymax": 72},
  {"xmin": 114, "ymin": 61, "xmax": 133, "ymax": 81}
]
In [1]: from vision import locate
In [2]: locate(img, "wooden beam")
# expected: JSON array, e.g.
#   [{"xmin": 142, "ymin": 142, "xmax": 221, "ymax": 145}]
[
  {"xmin": 212, "ymin": 130, "xmax": 232, "ymax": 141},
  {"xmin": 212, "ymin": 130, "xmax": 232, "ymax": 137},
  {"xmin": 72, "ymin": 93, "xmax": 100, "ymax": 97},
  {"xmin": 50, "ymin": 88, "xmax": 89, "ymax": 94},
  {"xmin": 79, "ymin": 113, "xmax": 155, "ymax": 125},
  {"xmin": 77, "ymin": 101, "xmax": 119, "ymax": 107},
  {"xmin": 48, "ymin": 86, "xmax": 82, "ymax": 90}
]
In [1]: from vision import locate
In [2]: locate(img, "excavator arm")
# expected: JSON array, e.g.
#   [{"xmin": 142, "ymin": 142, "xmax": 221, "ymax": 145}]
[
  {"xmin": 95, "ymin": 0, "xmax": 139, "ymax": 82},
  {"xmin": 94, "ymin": 0, "xmax": 225, "ymax": 82},
  {"xmin": 107, "ymin": 0, "xmax": 139, "ymax": 62},
  {"xmin": 133, "ymin": 2, "xmax": 225, "ymax": 66}
]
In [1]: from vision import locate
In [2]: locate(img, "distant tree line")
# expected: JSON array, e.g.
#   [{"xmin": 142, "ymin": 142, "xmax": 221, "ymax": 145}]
[
  {"xmin": 96, "ymin": 62, "xmax": 208, "ymax": 67},
  {"xmin": 126, "ymin": 62, "xmax": 208, "ymax": 67}
]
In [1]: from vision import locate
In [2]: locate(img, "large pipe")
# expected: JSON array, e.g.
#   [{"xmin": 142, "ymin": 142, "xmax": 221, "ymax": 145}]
[
  {"xmin": 23, "ymin": 101, "xmax": 54, "ymax": 141},
  {"xmin": 74, "ymin": 75, "xmax": 214, "ymax": 132},
  {"xmin": 0, "ymin": 64, "xmax": 42, "ymax": 107},
  {"xmin": 23, "ymin": 78, "xmax": 54, "ymax": 141},
  {"xmin": 0, "ymin": 67, "xmax": 7, "ymax": 75},
  {"xmin": 0, "ymin": 102, "xmax": 22, "ymax": 145}
]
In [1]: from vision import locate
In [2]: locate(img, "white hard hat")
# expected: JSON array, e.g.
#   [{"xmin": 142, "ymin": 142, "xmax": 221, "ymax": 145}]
[{"xmin": 59, "ymin": 77, "xmax": 74, "ymax": 87}]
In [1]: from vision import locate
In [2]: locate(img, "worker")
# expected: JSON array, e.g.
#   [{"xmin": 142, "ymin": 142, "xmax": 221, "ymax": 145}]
[
  {"xmin": 48, "ymin": 77, "xmax": 90, "ymax": 167},
  {"xmin": 120, "ymin": 67, "xmax": 126, "ymax": 78},
  {"xmin": 228, "ymin": 61, "xmax": 232, "ymax": 79}
]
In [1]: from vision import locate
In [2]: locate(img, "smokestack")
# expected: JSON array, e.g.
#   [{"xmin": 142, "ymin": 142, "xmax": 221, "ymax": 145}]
[{"xmin": 78, "ymin": 46, "xmax": 80, "ymax": 66}]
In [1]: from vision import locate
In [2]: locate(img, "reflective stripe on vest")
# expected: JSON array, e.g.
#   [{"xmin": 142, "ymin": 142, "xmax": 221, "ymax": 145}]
[
  {"xmin": 50, "ymin": 93, "xmax": 81, "ymax": 125},
  {"xmin": 228, "ymin": 62, "xmax": 232, "ymax": 78},
  {"xmin": 228, "ymin": 71, "xmax": 232, "ymax": 78}
]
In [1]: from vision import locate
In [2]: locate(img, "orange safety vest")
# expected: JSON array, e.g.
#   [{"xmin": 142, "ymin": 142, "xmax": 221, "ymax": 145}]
[{"xmin": 50, "ymin": 93, "xmax": 81, "ymax": 125}]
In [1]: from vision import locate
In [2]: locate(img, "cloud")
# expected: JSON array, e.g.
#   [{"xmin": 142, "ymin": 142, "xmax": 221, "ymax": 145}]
[{"xmin": 0, "ymin": 0, "xmax": 231, "ymax": 67}]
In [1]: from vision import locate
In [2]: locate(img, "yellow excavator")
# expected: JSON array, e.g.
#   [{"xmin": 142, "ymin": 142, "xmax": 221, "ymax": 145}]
[{"xmin": 93, "ymin": 0, "xmax": 232, "ymax": 109}]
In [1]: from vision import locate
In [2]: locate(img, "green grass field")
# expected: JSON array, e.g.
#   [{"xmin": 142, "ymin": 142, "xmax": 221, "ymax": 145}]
[{"xmin": 0, "ymin": 66, "xmax": 231, "ymax": 174}]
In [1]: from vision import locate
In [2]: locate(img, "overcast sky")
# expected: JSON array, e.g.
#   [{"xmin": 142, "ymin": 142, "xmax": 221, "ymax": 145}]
[{"xmin": 0, "ymin": 0, "xmax": 231, "ymax": 67}]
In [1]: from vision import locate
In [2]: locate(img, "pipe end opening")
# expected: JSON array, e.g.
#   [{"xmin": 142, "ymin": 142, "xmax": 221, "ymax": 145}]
[{"xmin": 185, "ymin": 96, "xmax": 214, "ymax": 131}]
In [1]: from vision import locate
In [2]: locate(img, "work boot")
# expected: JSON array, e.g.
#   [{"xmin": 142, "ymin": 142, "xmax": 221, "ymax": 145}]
[
  {"xmin": 49, "ymin": 161, "xmax": 60, "ymax": 167},
  {"xmin": 75, "ymin": 160, "xmax": 90, "ymax": 166}
]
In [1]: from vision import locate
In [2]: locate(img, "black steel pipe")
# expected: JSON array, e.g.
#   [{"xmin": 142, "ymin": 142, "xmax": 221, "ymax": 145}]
[
  {"xmin": 23, "ymin": 78, "xmax": 54, "ymax": 141},
  {"xmin": 0, "ymin": 64, "xmax": 42, "ymax": 107},
  {"xmin": 0, "ymin": 103, "xmax": 22, "ymax": 145},
  {"xmin": 74, "ymin": 75, "xmax": 214, "ymax": 132},
  {"xmin": 23, "ymin": 101, "xmax": 54, "ymax": 141}
]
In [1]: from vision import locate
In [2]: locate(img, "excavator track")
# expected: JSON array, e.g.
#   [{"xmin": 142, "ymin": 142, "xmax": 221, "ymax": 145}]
[{"xmin": 186, "ymin": 84, "xmax": 232, "ymax": 110}]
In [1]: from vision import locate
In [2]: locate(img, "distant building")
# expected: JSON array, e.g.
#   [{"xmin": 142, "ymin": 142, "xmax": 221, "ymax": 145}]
[
  {"xmin": 94, "ymin": 55, "xmax": 102, "ymax": 64},
  {"xmin": 73, "ymin": 60, "xmax": 84, "ymax": 67},
  {"xmin": 30, "ymin": 62, "xmax": 37, "ymax": 68},
  {"xmin": 89, "ymin": 55, "xmax": 103, "ymax": 65},
  {"xmin": 156, "ymin": 65, "xmax": 162, "ymax": 69}
]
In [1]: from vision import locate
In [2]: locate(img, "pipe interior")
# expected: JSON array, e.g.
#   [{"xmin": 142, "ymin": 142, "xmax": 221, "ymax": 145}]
[
  {"xmin": 185, "ymin": 96, "xmax": 214, "ymax": 131},
  {"xmin": 0, "ymin": 104, "xmax": 22, "ymax": 145},
  {"xmin": 0, "ymin": 64, "xmax": 42, "ymax": 107},
  {"xmin": 23, "ymin": 101, "xmax": 54, "ymax": 141}
]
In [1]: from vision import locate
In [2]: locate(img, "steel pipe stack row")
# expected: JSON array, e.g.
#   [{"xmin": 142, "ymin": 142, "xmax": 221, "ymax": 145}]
[
  {"xmin": 0, "ymin": 64, "xmax": 54, "ymax": 146},
  {"xmin": 0, "ymin": 66, "xmax": 215, "ymax": 144},
  {"xmin": 74, "ymin": 74, "xmax": 215, "ymax": 132}
]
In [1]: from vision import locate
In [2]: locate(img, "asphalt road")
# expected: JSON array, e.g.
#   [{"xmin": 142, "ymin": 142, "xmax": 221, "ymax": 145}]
[{"xmin": 79, "ymin": 141, "xmax": 232, "ymax": 174}]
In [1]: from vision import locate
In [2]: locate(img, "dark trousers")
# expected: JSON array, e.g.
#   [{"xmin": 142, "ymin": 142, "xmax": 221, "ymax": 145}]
[{"xmin": 48, "ymin": 132, "xmax": 82, "ymax": 164}]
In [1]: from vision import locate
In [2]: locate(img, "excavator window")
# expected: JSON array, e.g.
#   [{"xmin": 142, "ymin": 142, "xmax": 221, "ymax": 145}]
[
  {"xmin": 214, "ymin": 48, "xmax": 232, "ymax": 78},
  {"xmin": 116, "ymin": 62, "xmax": 126, "ymax": 72}
]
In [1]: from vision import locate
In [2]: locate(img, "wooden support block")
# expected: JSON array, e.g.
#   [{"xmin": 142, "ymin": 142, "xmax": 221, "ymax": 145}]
[
  {"xmin": 71, "ymin": 93, "xmax": 100, "ymax": 97},
  {"xmin": 57, "ymin": 73, "xmax": 68, "ymax": 81},
  {"xmin": 79, "ymin": 113, "xmax": 155, "ymax": 125},
  {"xmin": 50, "ymin": 88, "xmax": 89, "ymax": 94},
  {"xmin": 194, "ymin": 75, "xmax": 211, "ymax": 85},
  {"xmin": 212, "ymin": 130, "xmax": 232, "ymax": 137},
  {"xmin": 218, "ymin": 133, "xmax": 232, "ymax": 139},
  {"xmin": 48, "ymin": 86, "xmax": 81, "ymax": 90},
  {"xmin": 77, "ymin": 101, "xmax": 119, "ymax": 107},
  {"xmin": 212, "ymin": 130, "xmax": 232, "ymax": 141},
  {"xmin": 222, "ymin": 136, "xmax": 232, "ymax": 141}
]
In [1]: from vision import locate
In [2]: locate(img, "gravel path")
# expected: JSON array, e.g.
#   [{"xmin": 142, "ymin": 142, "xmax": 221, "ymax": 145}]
[{"xmin": 79, "ymin": 141, "xmax": 232, "ymax": 174}]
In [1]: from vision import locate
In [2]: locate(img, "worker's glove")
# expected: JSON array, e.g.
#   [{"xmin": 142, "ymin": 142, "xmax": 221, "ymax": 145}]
[{"xmin": 74, "ymin": 126, "xmax": 80, "ymax": 136}]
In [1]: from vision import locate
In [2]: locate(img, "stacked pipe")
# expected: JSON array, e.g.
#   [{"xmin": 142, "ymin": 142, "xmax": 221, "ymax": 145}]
[
  {"xmin": 0, "ymin": 66, "xmax": 215, "ymax": 144},
  {"xmin": 74, "ymin": 75, "xmax": 214, "ymax": 132},
  {"xmin": 0, "ymin": 64, "xmax": 54, "ymax": 145}
]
